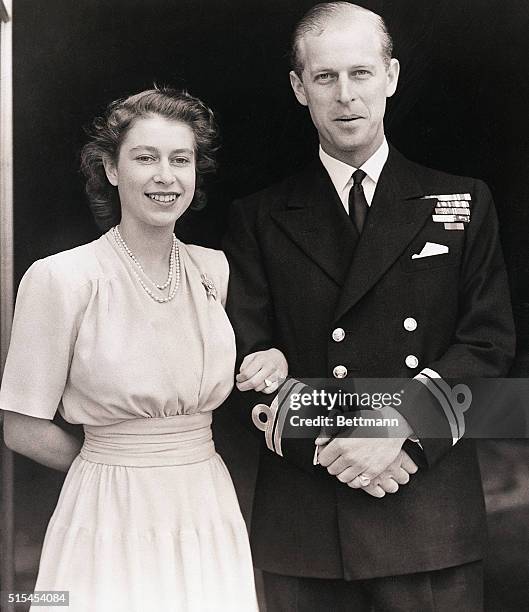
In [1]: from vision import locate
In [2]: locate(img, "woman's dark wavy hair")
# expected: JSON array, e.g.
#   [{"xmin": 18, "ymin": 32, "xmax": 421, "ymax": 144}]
[{"xmin": 80, "ymin": 87, "xmax": 218, "ymax": 231}]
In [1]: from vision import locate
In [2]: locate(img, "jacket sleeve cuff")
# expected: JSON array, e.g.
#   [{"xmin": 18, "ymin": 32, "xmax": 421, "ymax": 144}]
[
  {"xmin": 396, "ymin": 369, "xmax": 465, "ymax": 467},
  {"xmin": 415, "ymin": 368, "xmax": 470, "ymax": 445},
  {"xmin": 251, "ymin": 378, "xmax": 325, "ymax": 471}
]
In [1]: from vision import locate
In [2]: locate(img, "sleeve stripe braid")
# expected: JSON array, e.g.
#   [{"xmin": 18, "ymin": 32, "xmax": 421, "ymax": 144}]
[
  {"xmin": 415, "ymin": 368, "xmax": 471, "ymax": 444},
  {"xmin": 273, "ymin": 381, "xmax": 306, "ymax": 456},
  {"xmin": 251, "ymin": 378, "xmax": 307, "ymax": 456}
]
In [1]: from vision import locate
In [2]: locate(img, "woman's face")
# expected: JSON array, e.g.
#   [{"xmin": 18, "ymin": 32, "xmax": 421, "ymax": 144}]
[{"xmin": 104, "ymin": 114, "xmax": 196, "ymax": 229}]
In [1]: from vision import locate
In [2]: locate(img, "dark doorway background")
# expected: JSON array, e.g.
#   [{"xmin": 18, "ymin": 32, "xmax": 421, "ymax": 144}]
[{"xmin": 11, "ymin": 1, "xmax": 529, "ymax": 610}]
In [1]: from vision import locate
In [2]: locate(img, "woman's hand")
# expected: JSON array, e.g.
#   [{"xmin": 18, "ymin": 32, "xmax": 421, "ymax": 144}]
[{"xmin": 236, "ymin": 348, "xmax": 288, "ymax": 394}]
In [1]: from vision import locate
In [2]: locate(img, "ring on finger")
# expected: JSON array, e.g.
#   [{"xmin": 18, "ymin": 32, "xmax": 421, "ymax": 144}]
[
  {"xmin": 264, "ymin": 378, "xmax": 275, "ymax": 388},
  {"xmin": 358, "ymin": 474, "xmax": 371, "ymax": 487}
]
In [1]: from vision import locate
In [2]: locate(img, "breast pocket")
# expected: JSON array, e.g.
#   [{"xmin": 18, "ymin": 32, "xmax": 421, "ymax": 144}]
[{"xmin": 400, "ymin": 237, "xmax": 463, "ymax": 273}]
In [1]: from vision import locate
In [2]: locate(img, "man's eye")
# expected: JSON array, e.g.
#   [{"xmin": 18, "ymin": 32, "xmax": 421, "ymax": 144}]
[
  {"xmin": 315, "ymin": 73, "xmax": 333, "ymax": 82},
  {"xmin": 353, "ymin": 70, "xmax": 371, "ymax": 78}
]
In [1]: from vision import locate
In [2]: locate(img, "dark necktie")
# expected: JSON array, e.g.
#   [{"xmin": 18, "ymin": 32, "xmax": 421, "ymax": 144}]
[{"xmin": 348, "ymin": 169, "xmax": 369, "ymax": 233}]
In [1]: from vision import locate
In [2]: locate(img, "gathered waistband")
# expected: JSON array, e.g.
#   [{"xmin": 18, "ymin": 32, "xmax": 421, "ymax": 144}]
[{"xmin": 80, "ymin": 413, "xmax": 215, "ymax": 467}]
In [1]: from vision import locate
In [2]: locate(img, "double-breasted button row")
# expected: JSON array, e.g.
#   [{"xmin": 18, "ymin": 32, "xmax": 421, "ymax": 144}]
[
  {"xmin": 334, "ymin": 359, "xmax": 418, "ymax": 374},
  {"xmin": 331, "ymin": 321, "xmax": 418, "ymax": 374}
]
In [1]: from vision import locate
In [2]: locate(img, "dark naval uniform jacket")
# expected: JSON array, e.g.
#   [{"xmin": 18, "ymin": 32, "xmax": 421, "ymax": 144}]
[{"xmin": 222, "ymin": 146, "xmax": 515, "ymax": 580}]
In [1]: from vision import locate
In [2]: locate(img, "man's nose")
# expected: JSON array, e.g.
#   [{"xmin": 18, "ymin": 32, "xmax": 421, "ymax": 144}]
[{"xmin": 336, "ymin": 75, "xmax": 356, "ymax": 104}]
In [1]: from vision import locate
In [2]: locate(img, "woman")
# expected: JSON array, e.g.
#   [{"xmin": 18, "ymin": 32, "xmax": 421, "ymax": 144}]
[{"xmin": 0, "ymin": 88, "xmax": 286, "ymax": 611}]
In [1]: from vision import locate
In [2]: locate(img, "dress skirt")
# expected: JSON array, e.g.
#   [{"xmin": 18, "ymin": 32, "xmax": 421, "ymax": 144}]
[{"xmin": 32, "ymin": 414, "xmax": 258, "ymax": 612}]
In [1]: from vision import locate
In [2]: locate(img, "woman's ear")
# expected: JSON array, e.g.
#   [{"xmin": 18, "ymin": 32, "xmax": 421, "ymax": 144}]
[{"xmin": 102, "ymin": 155, "xmax": 118, "ymax": 186}]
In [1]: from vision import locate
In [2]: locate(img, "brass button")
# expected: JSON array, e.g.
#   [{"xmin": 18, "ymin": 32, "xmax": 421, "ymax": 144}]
[
  {"xmin": 333, "ymin": 365, "xmax": 348, "ymax": 379},
  {"xmin": 332, "ymin": 328, "xmax": 345, "ymax": 342},
  {"xmin": 403, "ymin": 317, "xmax": 418, "ymax": 332},
  {"xmin": 405, "ymin": 354, "xmax": 419, "ymax": 369}
]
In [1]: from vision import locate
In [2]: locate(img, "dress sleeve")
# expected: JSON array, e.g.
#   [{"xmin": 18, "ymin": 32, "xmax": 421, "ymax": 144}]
[{"xmin": 0, "ymin": 258, "xmax": 80, "ymax": 420}]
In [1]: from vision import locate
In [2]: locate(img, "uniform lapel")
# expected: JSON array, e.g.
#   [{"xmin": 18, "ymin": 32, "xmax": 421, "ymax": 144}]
[
  {"xmin": 333, "ymin": 148, "xmax": 435, "ymax": 322},
  {"xmin": 271, "ymin": 160, "xmax": 357, "ymax": 286}
]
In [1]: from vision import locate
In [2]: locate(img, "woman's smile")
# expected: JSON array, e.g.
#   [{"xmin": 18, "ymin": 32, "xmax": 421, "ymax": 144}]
[{"xmin": 146, "ymin": 192, "xmax": 180, "ymax": 205}]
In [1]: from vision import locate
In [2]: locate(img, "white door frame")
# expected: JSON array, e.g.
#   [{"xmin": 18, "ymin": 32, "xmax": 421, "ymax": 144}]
[{"xmin": 0, "ymin": 1, "xmax": 15, "ymax": 610}]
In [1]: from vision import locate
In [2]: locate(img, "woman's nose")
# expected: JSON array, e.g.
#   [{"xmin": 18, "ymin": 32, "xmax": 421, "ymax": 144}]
[{"xmin": 153, "ymin": 163, "xmax": 176, "ymax": 184}]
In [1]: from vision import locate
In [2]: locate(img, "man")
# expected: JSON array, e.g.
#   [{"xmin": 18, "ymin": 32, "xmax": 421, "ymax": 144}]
[{"xmin": 223, "ymin": 3, "xmax": 515, "ymax": 610}]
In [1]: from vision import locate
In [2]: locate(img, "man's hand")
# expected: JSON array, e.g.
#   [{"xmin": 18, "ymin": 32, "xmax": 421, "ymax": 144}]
[
  {"xmin": 352, "ymin": 450, "xmax": 418, "ymax": 498},
  {"xmin": 316, "ymin": 435, "xmax": 407, "ymax": 486},
  {"xmin": 236, "ymin": 348, "xmax": 288, "ymax": 394},
  {"xmin": 315, "ymin": 406, "xmax": 416, "ymax": 486}
]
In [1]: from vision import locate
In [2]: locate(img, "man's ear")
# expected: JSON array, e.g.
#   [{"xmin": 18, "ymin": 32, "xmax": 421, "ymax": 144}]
[
  {"xmin": 385, "ymin": 58, "xmax": 400, "ymax": 99},
  {"xmin": 289, "ymin": 70, "xmax": 308, "ymax": 107},
  {"xmin": 102, "ymin": 155, "xmax": 118, "ymax": 187}
]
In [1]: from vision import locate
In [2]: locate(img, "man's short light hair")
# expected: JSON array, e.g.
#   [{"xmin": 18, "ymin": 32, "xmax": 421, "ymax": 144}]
[{"xmin": 290, "ymin": 2, "xmax": 393, "ymax": 77}]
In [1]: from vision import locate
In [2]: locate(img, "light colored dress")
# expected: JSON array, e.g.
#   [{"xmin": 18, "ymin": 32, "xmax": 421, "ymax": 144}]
[{"xmin": 0, "ymin": 231, "xmax": 258, "ymax": 612}]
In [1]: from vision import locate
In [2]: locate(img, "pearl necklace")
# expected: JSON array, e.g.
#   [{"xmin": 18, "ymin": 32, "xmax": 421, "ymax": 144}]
[
  {"xmin": 111, "ymin": 226, "xmax": 181, "ymax": 303},
  {"xmin": 112, "ymin": 225, "xmax": 175, "ymax": 289}
]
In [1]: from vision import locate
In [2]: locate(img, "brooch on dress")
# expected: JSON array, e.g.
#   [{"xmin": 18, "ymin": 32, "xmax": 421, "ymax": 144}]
[{"xmin": 201, "ymin": 274, "xmax": 217, "ymax": 300}]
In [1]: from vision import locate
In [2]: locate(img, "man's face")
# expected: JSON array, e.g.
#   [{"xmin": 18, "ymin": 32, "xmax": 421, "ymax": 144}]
[{"xmin": 290, "ymin": 17, "xmax": 399, "ymax": 167}]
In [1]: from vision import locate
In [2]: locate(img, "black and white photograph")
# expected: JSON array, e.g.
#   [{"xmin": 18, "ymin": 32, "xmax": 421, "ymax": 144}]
[{"xmin": 1, "ymin": 1, "xmax": 528, "ymax": 611}]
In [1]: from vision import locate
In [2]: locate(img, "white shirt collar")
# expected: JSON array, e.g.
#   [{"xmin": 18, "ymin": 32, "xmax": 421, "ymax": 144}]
[{"xmin": 319, "ymin": 138, "xmax": 389, "ymax": 196}]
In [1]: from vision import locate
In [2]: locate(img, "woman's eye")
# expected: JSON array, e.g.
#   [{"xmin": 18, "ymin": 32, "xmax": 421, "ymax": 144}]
[
  {"xmin": 171, "ymin": 157, "xmax": 190, "ymax": 166},
  {"xmin": 136, "ymin": 155, "xmax": 155, "ymax": 163}
]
